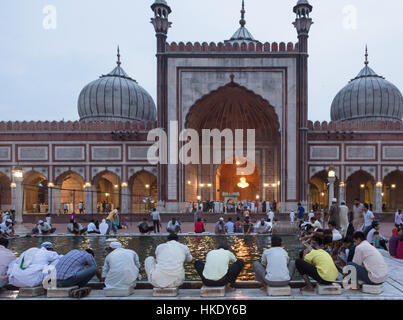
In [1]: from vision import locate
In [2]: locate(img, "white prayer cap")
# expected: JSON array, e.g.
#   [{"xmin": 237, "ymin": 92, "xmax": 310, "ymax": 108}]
[
  {"xmin": 38, "ymin": 220, "xmax": 44, "ymax": 224},
  {"xmin": 109, "ymin": 241, "xmax": 122, "ymax": 249},
  {"xmin": 41, "ymin": 242, "xmax": 54, "ymax": 249},
  {"xmin": 332, "ymin": 198, "xmax": 337, "ymax": 202},
  {"xmin": 219, "ymin": 217, "xmax": 224, "ymax": 221},
  {"xmin": 6, "ymin": 219, "xmax": 12, "ymax": 223}
]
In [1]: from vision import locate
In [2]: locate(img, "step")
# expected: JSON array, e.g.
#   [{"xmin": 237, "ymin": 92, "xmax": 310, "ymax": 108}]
[
  {"xmin": 267, "ymin": 286, "xmax": 291, "ymax": 296},
  {"xmin": 152, "ymin": 287, "xmax": 178, "ymax": 297},
  {"xmin": 200, "ymin": 286, "xmax": 226, "ymax": 297},
  {"xmin": 104, "ymin": 286, "xmax": 135, "ymax": 297},
  {"xmin": 47, "ymin": 286, "xmax": 79, "ymax": 298},
  {"xmin": 362, "ymin": 284, "xmax": 384, "ymax": 294},
  {"xmin": 18, "ymin": 286, "xmax": 45, "ymax": 297},
  {"xmin": 316, "ymin": 283, "xmax": 342, "ymax": 295}
]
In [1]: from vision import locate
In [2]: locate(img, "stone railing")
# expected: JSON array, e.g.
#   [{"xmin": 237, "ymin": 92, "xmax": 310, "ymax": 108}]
[
  {"xmin": 0, "ymin": 120, "xmax": 158, "ymax": 132},
  {"xmin": 308, "ymin": 120, "xmax": 403, "ymax": 132},
  {"xmin": 165, "ymin": 41, "xmax": 298, "ymax": 53}
]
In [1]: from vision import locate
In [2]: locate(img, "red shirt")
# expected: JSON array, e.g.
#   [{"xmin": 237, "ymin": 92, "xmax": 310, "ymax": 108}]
[{"xmin": 195, "ymin": 221, "xmax": 204, "ymax": 233}]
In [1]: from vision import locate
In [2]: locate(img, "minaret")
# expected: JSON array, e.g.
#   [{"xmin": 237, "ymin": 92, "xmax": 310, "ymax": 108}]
[
  {"xmin": 151, "ymin": 0, "xmax": 172, "ymax": 53},
  {"xmin": 151, "ymin": 0, "xmax": 172, "ymax": 205},
  {"xmin": 293, "ymin": 0, "xmax": 313, "ymax": 208}
]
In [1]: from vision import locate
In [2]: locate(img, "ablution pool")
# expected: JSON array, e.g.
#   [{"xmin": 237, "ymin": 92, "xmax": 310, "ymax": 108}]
[{"xmin": 9, "ymin": 234, "xmax": 302, "ymax": 281}]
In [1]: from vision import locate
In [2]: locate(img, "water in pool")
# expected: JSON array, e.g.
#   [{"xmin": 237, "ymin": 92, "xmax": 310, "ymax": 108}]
[{"xmin": 9, "ymin": 234, "xmax": 302, "ymax": 281}]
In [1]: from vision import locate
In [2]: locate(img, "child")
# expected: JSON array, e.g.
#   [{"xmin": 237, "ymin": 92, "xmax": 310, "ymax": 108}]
[
  {"xmin": 372, "ymin": 231, "xmax": 381, "ymax": 248},
  {"xmin": 290, "ymin": 211, "xmax": 295, "ymax": 225}
]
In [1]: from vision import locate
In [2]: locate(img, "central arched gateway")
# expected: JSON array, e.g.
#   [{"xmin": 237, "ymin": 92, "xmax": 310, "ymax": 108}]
[{"xmin": 183, "ymin": 81, "xmax": 281, "ymax": 204}]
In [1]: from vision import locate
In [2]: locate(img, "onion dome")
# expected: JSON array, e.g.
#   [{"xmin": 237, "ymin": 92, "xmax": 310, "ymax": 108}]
[
  {"xmin": 331, "ymin": 48, "xmax": 403, "ymax": 122},
  {"xmin": 78, "ymin": 47, "xmax": 156, "ymax": 122},
  {"xmin": 225, "ymin": 0, "xmax": 258, "ymax": 45}
]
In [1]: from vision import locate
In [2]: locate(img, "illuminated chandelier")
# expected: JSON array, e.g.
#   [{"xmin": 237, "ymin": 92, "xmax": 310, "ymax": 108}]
[{"xmin": 237, "ymin": 177, "xmax": 249, "ymax": 189}]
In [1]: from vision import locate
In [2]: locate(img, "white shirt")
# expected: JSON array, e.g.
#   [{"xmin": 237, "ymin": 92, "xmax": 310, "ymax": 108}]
[
  {"xmin": 8, "ymin": 247, "xmax": 60, "ymax": 288},
  {"xmin": 0, "ymin": 245, "xmax": 16, "ymax": 282},
  {"xmin": 267, "ymin": 211, "xmax": 274, "ymax": 222},
  {"xmin": 308, "ymin": 211, "xmax": 315, "ymax": 220},
  {"xmin": 99, "ymin": 220, "xmax": 108, "ymax": 235},
  {"xmin": 289, "ymin": 211, "xmax": 295, "ymax": 221},
  {"xmin": 363, "ymin": 210, "xmax": 375, "ymax": 227},
  {"xmin": 332, "ymin": 229, "xmax": 342, "ymax": 241},
  {"xmin": 261, "ymin": 247, "xmax": 290, "ymax": 282},
  {"xmin": 38, "ymin": 222, "xmax": 51, "ymax": 234},
  {"xmin": 87, "ymin": 222, "xmax": 98, "ymax": 232},
  {"xmin": 148, "ymin": 240, "xmax": 192, "ymax": 288},
  {"xmin": 395, "ymin": 211, "xmax": 402, "ymax": 226},
  {"xmin": 202, "ymin": 249, "xmax": 236, "ymax": 281},
  {"xmin": 255, "ymin": 221, "xmax": 271, "ymax": 233},
  {"xmin": 102, "ymin": 248, "xmax": 140, "ymax": 289},
  {"xmin": 0, "ymin": 222, "xmax": 12, "ymax": 235},
  {"xmin": 150, "ymin": 211, "xmax": 161, "ymax": 221},
  {"xmin": 167, "ymin": 221, "xmax": 180, "ymax": 231},
  {"xmin": 78, "ymin": 203, "xmax": 83, "ymax": 209}
]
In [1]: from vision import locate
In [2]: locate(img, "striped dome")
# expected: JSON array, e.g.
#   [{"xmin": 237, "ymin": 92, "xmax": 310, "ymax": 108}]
[
  {"xmin": 330, "ymin": 64, "xmax": 403, "ymax": 122},
  {"xmin": 78, "ymin": 63, "xmax": 156, "ymax": 122}
]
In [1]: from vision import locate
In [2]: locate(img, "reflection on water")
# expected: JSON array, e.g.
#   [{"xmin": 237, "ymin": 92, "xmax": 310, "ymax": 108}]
[{"xmin": 9, "ymin": 235, "xmax": 302, "ymax": 281}]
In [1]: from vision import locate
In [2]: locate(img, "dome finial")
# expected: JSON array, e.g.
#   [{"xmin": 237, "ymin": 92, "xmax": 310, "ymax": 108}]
[
  {"xmin": 364, "ymin": 45, "xmax": 369, "ymax": 66},
  {"xmin": 240, "ymin": 0, "xmax": 246, "ymax": 27},
  {"xmin": 117, "ymin": 46, "xmax": 121, "ymax": 67}
]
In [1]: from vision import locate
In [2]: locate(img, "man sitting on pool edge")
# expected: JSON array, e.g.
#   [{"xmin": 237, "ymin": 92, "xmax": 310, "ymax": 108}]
[{"xmin": 194, "ymin": 244, "xmax": 244, "ymax": 292}]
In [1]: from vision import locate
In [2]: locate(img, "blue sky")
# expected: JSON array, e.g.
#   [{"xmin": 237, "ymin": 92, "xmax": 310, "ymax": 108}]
[{"xmin": 0, "ymin": 0, "xmax": 402, "ymax": 122}]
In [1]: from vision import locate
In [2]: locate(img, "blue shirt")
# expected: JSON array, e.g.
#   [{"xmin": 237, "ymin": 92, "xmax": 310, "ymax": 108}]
[
  {"xmin": 56, "ymin": 250, "xmax": 96, "ymax": 280},
  {"xmin": 226, "ymin": 221, "xmax": 234, "ymax": 233},
  {"xmin": 297, "ymin": 206, "xmax": 305, "ymax": 219}
]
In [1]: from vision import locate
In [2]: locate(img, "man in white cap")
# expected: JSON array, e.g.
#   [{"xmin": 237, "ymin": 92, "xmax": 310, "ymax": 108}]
[
  {"xmin": 7, "ymin": 242, "xmax": 60, "ymax": 288},
  {"xmin": 0, "ymin": 219, "xmax": 14, "ymax": 237},
  {"xmin": 101, "ymin": 241, "xmax": 141, "ymax": 290},
  {"xmin": 215, "ymin": 217, "xmax": 227, "ymax": 234},
  {"xmin": 328, "ymin": 198, "xmax": 340, "ymax": 230},
  {"xmin": 145, "ymin": 233, "xmax": 192, "ymax": 288},
  {"xmin": 36, "ymin": 220, "xmax": 56, "ymax": 235}
]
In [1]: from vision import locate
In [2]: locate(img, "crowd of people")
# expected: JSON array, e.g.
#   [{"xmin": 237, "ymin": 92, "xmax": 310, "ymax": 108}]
[{"xmin": 187, "ymin": 199, "xmax": 278, "ymax": 214}]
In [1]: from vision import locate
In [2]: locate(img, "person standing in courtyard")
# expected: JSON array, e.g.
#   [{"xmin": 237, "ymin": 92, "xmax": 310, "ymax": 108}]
[
  {"xmin": 395, "ymin": 209, "xmax": 402, "ymax": 228},
  {"xmin": 339, "ymin": 201, "xmax": 349, "ymax": 237},
  {"xmin": 194, "ymin": 244, "xmax": 244, "ymax": 291},
  {"xmin": 150, "ymin": 208, "xmax": 161, "ymax": 233},
  {"xmin": 106, "ymin": 207, "xmax": 120, "ymax": 235},
  {"xmin": 253, "ymin": 235, "xmax": 295, "ymax": 289},
  {"xmin": 328, "ymin": 198, "xmax": 340, "ymax": 230},
  {"xmin": 101, "ymin": 241, "xmax": 141, "ymax": 290},
  {"xmin": 226, "ymin": 217, "xmax": 234, "ymax": 233},
  {"xmin": 352, "ymin": 198, "xmax": 364, "ymax": 231},
  {"xmin": 362, "ymin": 203, "xmax": 375, "ymax": 236},
  {"xmin": 297, "ymin": 203, "xmax": 305, "ymax": 224},
  {"xmin": 145, "ymin": 233, "xmax": 192, "ymax": 288}
]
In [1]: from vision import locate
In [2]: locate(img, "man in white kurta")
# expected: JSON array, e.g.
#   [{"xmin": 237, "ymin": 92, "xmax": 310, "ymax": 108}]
[
  {"xmin": 7, "ymin": 242, "xmax": 60, "ymax": 288},
  {"xmin": 102, "ymin": 242, "xmax": 141, "ymax": 290},
  {"xmin": 339, "ymin": 201, "xmax": 349, "ymax": 237},
  {"xmin": 145, "ymin": 234, "xmax": 192, "ymax": 288}
]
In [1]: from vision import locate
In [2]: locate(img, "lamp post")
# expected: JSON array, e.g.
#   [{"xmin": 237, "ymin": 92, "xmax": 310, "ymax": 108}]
[
  {"xmin": 328, "ymin": 167, "xmax": 336, "ymax": 209},
  {"xmin": 12, "ymin": 166, "xmax": 29, "ymax": 235}
]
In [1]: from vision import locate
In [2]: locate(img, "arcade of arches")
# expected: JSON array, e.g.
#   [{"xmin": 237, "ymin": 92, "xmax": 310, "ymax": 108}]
[
  {"xmin": 130, "ymin": 170, "xmax": 157, "ymax": 213},
  {"xmin": 309, "ymin": 169, "xmax": 403, "ymax": 212},
  {"xmin": 93, "ymin": 171, "xmax": 120, "ymax": 213},
  {"xmin": 184, "ymin": 82, "xmax": 281, "ymax": 204},
  {"xmin": 0, "ymin": 173, "xmax": 11, "ymax": 211},
  {"xmin": 23, "ymin": 171, "xmax": 48, "ymax": 213}
]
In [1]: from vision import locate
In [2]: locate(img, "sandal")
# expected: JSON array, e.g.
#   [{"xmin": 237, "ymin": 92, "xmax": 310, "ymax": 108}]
[{"xmin": 70, "ymin": 287, "xmax": 92, "ymax": 299}]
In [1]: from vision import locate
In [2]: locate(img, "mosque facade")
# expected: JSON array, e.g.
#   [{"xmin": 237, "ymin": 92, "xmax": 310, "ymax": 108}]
[{"xmin": 1, "ymin": 0, "xmax": 403, "ymax": 215}]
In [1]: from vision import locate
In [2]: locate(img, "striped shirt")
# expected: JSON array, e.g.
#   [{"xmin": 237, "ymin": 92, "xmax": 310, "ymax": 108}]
[{"xmin": 55, "ymin": 250, "xmax": 96, "ymax": 280}]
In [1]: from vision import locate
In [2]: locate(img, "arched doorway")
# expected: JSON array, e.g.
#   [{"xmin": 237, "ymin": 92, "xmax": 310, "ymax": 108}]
[
  {"xmin": 93, "ymin": 171, "xmax": 120, "ymax": 213},
  {"xmin": 184, "ymin": 80, "xmax": 281, "ymax": 203},
  {"xmin": 216, "ymin": 158, "xmax": 260, "ymax": 201},
  {"xmin": 0, "ymin": 173, "xmax": 11, "ymax": 210},
  {"xmin": 23, "ymin": 171, "xmax": 48, "ymax": 213},
  {"xmin": 346, "ymin": 170, "xmax": 375, "ymax": 209},
  {"xmin": 130, "ymin": 171, "xmax": 157, "ymax": 213},
  {"xmin": 55, "ymin": 171, "xmax": 85, "ymax": 214},
  {"xmin": 383, "ymin": 170, "xmax": 403, "ymax": 212}
]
